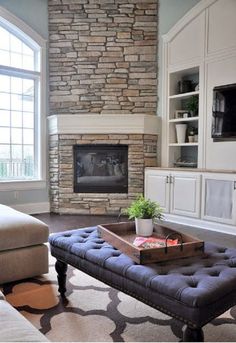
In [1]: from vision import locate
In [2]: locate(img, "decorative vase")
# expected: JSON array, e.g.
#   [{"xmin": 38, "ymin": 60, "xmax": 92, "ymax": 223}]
[
  {"xmin": 175, "ymin": 124, "xmax": 187, "ymax": 143},
  {"xmin": 188, "ymin": 135, "xmax": 194, "ymax": 143},
  {"xmin": 135, "ymin": 218, "xmax": 153, "ymax": 236}
]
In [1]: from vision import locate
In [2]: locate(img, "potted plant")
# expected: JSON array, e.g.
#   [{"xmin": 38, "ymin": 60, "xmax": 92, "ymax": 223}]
[
  {"xmin": 185, "ymin": 95, "xmax": 199, "ymax": 117},
  {"xmin": 125, "ymin": 195, "xmax": 163, "ymax": 236},
  {"xmin": 187, "ymin": 126, "xmax": 195, "ymax": 143}
]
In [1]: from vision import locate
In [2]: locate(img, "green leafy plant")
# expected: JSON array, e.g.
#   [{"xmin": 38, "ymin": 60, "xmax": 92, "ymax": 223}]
[
  {"xmin": 187, "ymin": 126, "xmax": 195, "ymax": 136},
  {"xmin": 185, "ymin": 95, "xmax": 198, "ymax": 115},
  {"xmin": 125, "ymin": 195, "xmax": 163, "ymax": 220}
]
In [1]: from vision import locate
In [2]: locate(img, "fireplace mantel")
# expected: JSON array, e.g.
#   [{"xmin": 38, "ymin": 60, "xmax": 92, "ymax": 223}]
[{"xmin": 48, "ymin": 114, "xmax": 160, "ymax": 135}]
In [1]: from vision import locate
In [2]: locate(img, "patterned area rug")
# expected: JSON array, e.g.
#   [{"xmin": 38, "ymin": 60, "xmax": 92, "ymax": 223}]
[{"xmin": 2, "ymin": 254, "xmax": 236, "ymax": 342}]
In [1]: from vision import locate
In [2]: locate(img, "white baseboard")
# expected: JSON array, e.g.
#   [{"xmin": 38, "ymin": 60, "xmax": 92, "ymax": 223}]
[
  {"xmin": 11, "ymin": 202, "xmax": 50, "ymax": 214},
  {"xmin": 165, "ymin": 214, "xmax": 236, "ymax": 236}
]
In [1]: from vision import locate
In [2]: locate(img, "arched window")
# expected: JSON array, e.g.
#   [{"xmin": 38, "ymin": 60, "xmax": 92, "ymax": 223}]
[{"xmin": 0, "ymin": 10, "xmax": 46, "ymax": 182}]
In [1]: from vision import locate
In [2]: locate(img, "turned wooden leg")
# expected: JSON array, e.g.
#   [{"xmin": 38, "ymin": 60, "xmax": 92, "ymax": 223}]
[
  {"xmin": 55, "ymin": 259, "xmax": 68, "ymax": 297},
  {"xmin": 183, "ymin": 326, "xmax": 204, "ymax": 342}
]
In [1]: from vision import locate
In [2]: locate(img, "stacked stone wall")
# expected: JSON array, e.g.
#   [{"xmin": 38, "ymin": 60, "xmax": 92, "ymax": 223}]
[{"xmin": 48, "ymin": 0, "xmax": 158, "ymax": 115}]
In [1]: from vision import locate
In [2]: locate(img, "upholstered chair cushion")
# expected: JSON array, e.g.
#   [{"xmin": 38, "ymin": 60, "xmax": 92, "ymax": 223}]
[{"xmin": 0, "ymin": 205, "xmax": 48, "ymax": 251}]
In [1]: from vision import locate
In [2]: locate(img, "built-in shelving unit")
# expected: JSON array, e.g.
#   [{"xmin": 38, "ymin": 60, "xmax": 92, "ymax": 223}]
[
  {"xmin": 157, "ymin": 0, "xmax": 236, "ymax": 233},
  {"xmin": 167, "ymin": 66, "xmax": 200, "ymax": 168}
]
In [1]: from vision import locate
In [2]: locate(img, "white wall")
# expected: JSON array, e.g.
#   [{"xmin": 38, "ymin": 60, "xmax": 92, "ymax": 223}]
[{"xmin": 0, "ymin": 0, "xmax": 48, "ymax": 39}]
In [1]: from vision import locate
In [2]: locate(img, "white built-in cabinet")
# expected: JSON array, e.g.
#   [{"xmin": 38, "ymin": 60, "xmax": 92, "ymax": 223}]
[
  {"xmin": 170, "ymin": 172, "xmax": 201, "ymax": 218},
  {"xmin": 145, "ymin": 169, "xmax": 236, "ymax": 227},
  {"xmin": 157, "ymin": 0, "xmax": 236, "ymax": 233},
  {"xmin": 161, "ymin": 0, "xmax": 236, "ymax": 170},
  {"xmin": 201, "ymin": 173, "xmax": 236, "ymax": 225},
  {"xmin": 145, "ymin": 170, "xmax": 201, "ymax": 219},
  {"xmin": 145, "ymin": 171, "xmax": 169, "ymax": 212}
]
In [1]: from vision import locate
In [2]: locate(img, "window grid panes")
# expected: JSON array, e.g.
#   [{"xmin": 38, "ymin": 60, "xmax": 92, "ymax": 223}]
[
  {"xmin": 0, "ymin": 24, "xmax": 39, "ymax": 181},
  {"xmin": 0, "ymin": 26, "xmax": 35, "ymax": 71}
]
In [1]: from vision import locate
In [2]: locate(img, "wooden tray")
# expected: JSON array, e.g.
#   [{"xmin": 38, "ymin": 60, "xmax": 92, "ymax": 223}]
[{"xmin": 97, "ymin": 222, "xmax": 204, "ymax": 264}]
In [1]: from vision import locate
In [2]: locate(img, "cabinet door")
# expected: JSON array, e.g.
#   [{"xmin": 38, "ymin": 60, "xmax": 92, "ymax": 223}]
[
  {"xmin": 145, "ymin": 171, "xmax": 170, "ymax": 212},
  {"xmin": 170, "ymin": 172, "xmax": 201, "ymax": 218},
  {"xmin": 201, "ymin": 173, "xmax": 236, "ymax": 225}
]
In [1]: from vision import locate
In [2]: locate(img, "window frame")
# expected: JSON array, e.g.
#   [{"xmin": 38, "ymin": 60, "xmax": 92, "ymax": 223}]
[{"xmin": 0, "ymin": 6, "xmax": 47, "ymax": 190}]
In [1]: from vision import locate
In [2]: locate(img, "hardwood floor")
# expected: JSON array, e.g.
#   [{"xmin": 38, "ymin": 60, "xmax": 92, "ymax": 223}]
[
  {"xmin": 34, "ymin": 213, "xmax": 123, "ymax": 233},
  {"xmin": 34, "ymin": 213, "xmax": 236, "ymax": 248}
]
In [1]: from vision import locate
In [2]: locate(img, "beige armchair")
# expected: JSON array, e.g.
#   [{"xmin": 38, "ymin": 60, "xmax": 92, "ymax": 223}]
[{"xmin": 0, "ymin": 205, "xmax": 48, "ymax": 284}]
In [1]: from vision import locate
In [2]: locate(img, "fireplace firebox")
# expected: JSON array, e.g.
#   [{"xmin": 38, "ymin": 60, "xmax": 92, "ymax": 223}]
[{"xmin": 73, "ymin": 145, "xmax": 128, "ymax": 193}]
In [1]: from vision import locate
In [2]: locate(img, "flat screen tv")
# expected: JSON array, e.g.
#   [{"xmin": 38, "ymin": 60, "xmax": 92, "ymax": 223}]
[{"xmin": 212, "ymin": 83, "xmax": 236, "ymax": 140}]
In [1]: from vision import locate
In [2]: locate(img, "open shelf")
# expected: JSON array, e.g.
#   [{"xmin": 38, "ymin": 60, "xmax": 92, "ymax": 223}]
[
  {"xmin": 169, "ymin": 117, "xmax": 199, "ymax": 123},
  {"xmin": 169, "ymin": 90, "xmax": 199, "ymax": 99},
  {"xmin": 169, "ymin": 143, "xmax": 199, "ymax": 147}
]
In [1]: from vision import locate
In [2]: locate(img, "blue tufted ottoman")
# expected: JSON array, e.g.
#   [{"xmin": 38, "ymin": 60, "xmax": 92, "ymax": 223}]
[{"xmin": 49, "ymin": 226, "xmax": 236, "ymax": 342}]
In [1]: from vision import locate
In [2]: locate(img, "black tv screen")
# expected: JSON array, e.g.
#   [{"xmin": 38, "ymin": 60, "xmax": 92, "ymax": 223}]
[{"xmin": 212, "ymin": 83, "xmax": 236, "ymax": 140}]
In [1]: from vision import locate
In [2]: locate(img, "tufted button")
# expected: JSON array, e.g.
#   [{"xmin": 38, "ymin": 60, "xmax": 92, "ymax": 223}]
[
  {"xmin": 218, "ymin": 248, "xmax": 226, "ymax": 253},
  {"xmin": 63, "ymin": 234, "xmax": 71, "ymax": 237},
  {"xmin": 92, "ymin": 245, "xmax": 100, "ymax": 249},
  {"xmin": 81, "ymin": 234, "xmax": 89, "ymax": 238},
  {"xmin": 112, "ymin": 251, "xmax": 121, "ymax": 257},
  {"xmin": 94, "ymin": 239, "xmax": 104, "ymax": 244},
  {"xmin": 210, "ymin": 271, "xmax": 220, "ymax": 277}
]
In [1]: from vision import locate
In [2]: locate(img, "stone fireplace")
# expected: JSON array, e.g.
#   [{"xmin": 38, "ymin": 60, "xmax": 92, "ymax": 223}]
[
  {"xmin": 48, "ymin": 114, "xmax": 159, "ymax": 215},
  {"xmin": 48, "ymin": 0, "xmax": 159, "ymax": 215}
]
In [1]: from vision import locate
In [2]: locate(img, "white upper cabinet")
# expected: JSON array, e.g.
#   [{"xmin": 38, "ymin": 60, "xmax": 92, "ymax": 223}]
[
  {"xmin": 162, "ymin": 0, "xmax": 236, "ymax": 172},
  {"xmin": 207, "ymin": 0, "xmax": 236, "ymax": 55},
  {"xmin": 168, "ymin": 12, "xmax": 205, "ymax": 67},
  {"xmin": 205, "ymin": 56, "xmax": 236, "ymax": 170}
]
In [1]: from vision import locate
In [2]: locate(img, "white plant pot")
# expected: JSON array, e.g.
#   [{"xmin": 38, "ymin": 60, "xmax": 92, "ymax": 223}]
[
  {"xmin": 135, "ymin": 218, "xmax": 153, "ymax": 236},
  {"xmin": 188, "ymin": 135, "xmax": 194, "ymax": 143},
  {"xmin": 175, "ymin": 124, "xmax": 187, "ymax": 143}
]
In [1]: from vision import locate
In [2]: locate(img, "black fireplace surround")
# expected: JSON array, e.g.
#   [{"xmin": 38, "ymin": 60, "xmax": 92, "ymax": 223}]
[{"xmin": 73, "ymin": 145, "xmax": 128, "ymax": 193}]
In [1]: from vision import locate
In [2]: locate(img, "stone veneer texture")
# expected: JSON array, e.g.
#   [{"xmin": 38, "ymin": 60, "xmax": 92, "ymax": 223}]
[
  {"xmin": 48, "ymin": 0, "xmax": 158, "ymax": 115},
  {"xmin": 49, "ymin": 134, "xmax": 157, "ymax": 214}
]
